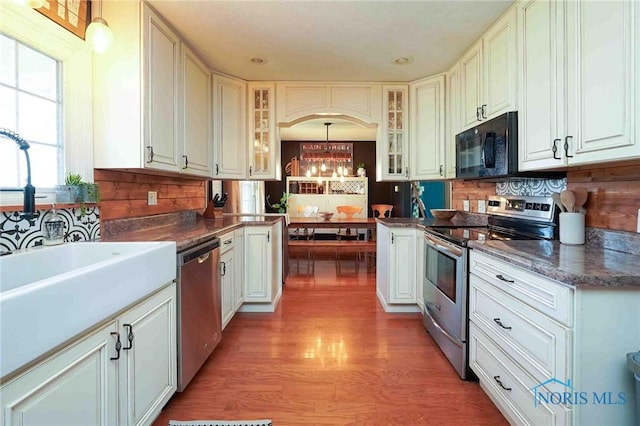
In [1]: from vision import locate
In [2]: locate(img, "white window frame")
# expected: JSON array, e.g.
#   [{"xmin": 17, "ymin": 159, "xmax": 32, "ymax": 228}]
[{"xmin": 0, "ymin": 1, "xmax": 93, "ymax": 206}]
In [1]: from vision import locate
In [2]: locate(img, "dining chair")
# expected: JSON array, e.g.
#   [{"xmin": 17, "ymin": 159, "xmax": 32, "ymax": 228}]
[
  {"xmin": 368, "ymin": 204, "xmax": 394, "ymax": 267},
  {"xmin": 335, "ymin": 205, "xmax": 363, "ymax": 273},
  {"xmin": 289, "ymin": 205, "xmax": 319, "ymax": 274}
]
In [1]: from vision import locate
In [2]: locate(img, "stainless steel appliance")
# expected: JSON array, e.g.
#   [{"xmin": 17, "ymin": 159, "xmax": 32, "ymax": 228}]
[
  {"xmin": 456, "ymin": 112, "xmax": 518, "ymax": 180},
  {"xmin": 176, "ymin": 237, "xmax": 221, "ymax": 391},
  {"xmin": 422, "ymin": 195, "xmax": 558, "ymax": 380}
]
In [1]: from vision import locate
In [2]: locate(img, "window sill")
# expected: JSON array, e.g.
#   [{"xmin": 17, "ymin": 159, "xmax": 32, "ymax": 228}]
[{"xmin": 0, "ymin": 202, "xmax": 99, "ymax": 213}]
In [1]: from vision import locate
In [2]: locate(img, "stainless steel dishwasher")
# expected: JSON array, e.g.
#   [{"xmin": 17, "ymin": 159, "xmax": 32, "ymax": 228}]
[{"xmin": 176, "ymin": 237, "xmax": 221, "ymax": 392}]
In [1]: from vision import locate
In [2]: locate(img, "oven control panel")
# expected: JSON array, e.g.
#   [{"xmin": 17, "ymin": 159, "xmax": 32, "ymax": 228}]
[{"xmin": 486, "ymin": 195, "xmax": 556, "ymax": 222}]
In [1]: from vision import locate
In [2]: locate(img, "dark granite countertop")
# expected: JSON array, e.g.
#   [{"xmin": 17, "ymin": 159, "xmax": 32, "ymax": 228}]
[
  {"xmin": 377, "ymin": 216, "xmax": 488, "ymax": 229},
  {"xmin": 469, "ymin": 240, "xmax": 640, "ymax": 288},
  {"xmin": 101, "ymin": 215, "xmax": 282, "ymax": 252}
]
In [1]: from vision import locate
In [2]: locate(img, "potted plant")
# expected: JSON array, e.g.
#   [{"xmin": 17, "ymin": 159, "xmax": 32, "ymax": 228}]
[
  {"xmin": 55, "ymin": 173, "xmax": 82, "ymax": 203},
  {"xmin": 356, "ymin": 163, "xmax": 366, "ymax": 177},
  {"xmin": 266, "ymin": 192, "xmax": 290, "ymax": 213}
]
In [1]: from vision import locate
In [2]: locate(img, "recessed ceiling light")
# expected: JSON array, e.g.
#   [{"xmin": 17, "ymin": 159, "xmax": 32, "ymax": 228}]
[
  {"xmin": 393, "ymin": 56, "xmax": 413, "ymax": 65},
  {"xmin": 250, "ymin": 57, "xmax": 268, "ymax": 64}
]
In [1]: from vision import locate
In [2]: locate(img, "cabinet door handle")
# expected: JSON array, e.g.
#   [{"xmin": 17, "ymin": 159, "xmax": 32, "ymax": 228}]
[
  {"xmin": 123, "ymin": 324, "xmax": 134, "ymax": 350},
  {"xmin": 552, "ymin": 139, "xmax": 561, "ymax": 160},
  {"xmin": 493, "ymin": 318, "xmax": 512, "ymax": 330},
  {"xmin": 249, "ymin": 166, "xmax": 252, "ymax": 176},
  {"xmin": 496, "ymin": 274, "xmax": 514, "ymax": 283},
  {"xmin": 564, "ymin": 136, "xmax": 574, "ymax": 158},
  {"xmin": 493, "ymin": 375, "xmax": 512, "ymax": 391},
  {"xmin": 221, "ymin": 261, "xmax": 226, "ymax": 276},
  {"xmin": 182, "ymin": 155, "xmax": 188, "ymax": 169},
  {"xmin": 476, "ymin": 107, "xmax": 482, "ymax": 121},
  {"xmin": 146, "ymin": 146, "xmax": 154, "ymax": 163},
  {"xmin": 481, "ymin": 104, "xmax": 487, "ymax": 119},
  {"xmin": 439, "ymin": 165, "xmax": 444, "ymax": 176},
  {"xmin": 215, "ymin": 164, "xmax": 219, "ymax": 175},
  {"xmin": 391, "ymin": 233, "xmax": 394, "ymax": 244},
  {"xmin": 110, "ymin": 332, "xmax": 122, "ymax": 360},
  {"xmin": 267, "ymin": 231, "xmax": 270, "ymax": 242}
]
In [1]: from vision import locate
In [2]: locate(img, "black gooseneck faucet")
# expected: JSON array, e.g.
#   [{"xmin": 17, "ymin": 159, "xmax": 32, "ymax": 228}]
[{"xmin": 0, "ymin": 128, "xmax": 36, "ymax": 219}]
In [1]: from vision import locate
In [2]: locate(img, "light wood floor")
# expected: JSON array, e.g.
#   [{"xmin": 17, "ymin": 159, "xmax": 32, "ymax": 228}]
[{"xmin": 154, "ymin": 258, "xmax": 507, "ymax": 425}]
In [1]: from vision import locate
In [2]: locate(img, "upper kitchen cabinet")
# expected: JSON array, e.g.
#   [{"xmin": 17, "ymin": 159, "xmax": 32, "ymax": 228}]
[
  {"xmin": 94, "ymin": 2, "xmax": 182, "ymax": 173},
  {"xmin": 181, "ymin": 44, "xmax": 212, "ymax": 177},
  {"xmin": 379, "ymin": 85, "xmax": 409, "ymax": 181},
  {"xmin": 445, "ymin": 64, "xmax": 461, "ymax": 179},
  {"xmin": 518, "ymin": 0, "xmax": 639, "ymax": 171},
  {"xmin": 212, "ymin": 74, "xmax": 247, "ymax": 179},
  {"xmin": 275, "ymin": 83, "xmax": 382, "ymax": 124},
  {"xmin": 409, "ymin": 76, "xmax": 446, "ymax": 180},
  {"xmin": 248, "ymin": 83, "xmax": 280, "ymax": 180},
  {"xmin": 460, "ymin": 6, "xmax": 517, "ymax": 131}
]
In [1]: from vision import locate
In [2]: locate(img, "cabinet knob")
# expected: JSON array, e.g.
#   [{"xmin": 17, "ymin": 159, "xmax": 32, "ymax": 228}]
[
  {"xmin": 481, "ymin": 104, "xmax": 487, "ymax": 119},
  {"xmin": 221, "ymin": 261, "xmax": 226, "ymax": 276},
  {"xmin": 476, "ymin": 107, "xmax": 482, "ymax": 122},
  {"xmin": 123, "ymin": 324, "xmax": 134, "ymax": 350},
  {"xmin": 182, "ymin": 155, "xmax": 189, "ymax": 169},
  {"xmin": 439, "ymin": 165, "xmax": 443, "ymax": 176},
  {"xmin": 215, "ymin": 164, "xmax": 219, "ymax": 175},
  {"xmin": 146, "ymin": 146, "xmax": 154, "ymax": 163}
]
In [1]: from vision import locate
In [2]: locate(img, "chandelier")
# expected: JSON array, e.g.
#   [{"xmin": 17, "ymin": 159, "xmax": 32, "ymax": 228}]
[{"xmin": 305, "ymin": 122, "xmax": 347, "ymax": 183}]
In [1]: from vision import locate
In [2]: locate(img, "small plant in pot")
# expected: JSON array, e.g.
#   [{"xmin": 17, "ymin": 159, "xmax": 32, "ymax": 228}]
[{"xmin": 55, "ymin": 173, "xmax": 82, "ymax": 203}]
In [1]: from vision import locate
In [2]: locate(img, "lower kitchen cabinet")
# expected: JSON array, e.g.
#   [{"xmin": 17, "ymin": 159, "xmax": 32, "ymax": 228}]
[
  {"xmin": 220, "ymin": 231, "xmax": 238, "ymax": 329},
  {"xmin": 469, "ymin": 250, "xmax": 639, "ymax": 426},
  {"xmin": 0, "ymin": 283, "xmax": 176, "ymax": 426},
  {"xmin": 233, "ymin": 228, "xmax": 244, "ymax": 312},
  {"xmin": 241, "ymin": 221, "xmax": 282, "ymax": 312},
  {"xmin": 375, "ymin": 223, "xmax": 421, "ymax": 312}
]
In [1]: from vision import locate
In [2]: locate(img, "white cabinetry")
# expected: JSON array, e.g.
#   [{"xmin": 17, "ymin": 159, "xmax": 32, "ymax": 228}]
[
  {"xmin": 518, "ymin": 0, "xmax": 639, "ymax": 171},
  {"xmin": 276, "ymin": 83, "xmax": 381, "ymax": 124},
  {"xmin": 1, "ymin": 284, "xmax": 176, "ymax": 426},
  {"xmin": 409, "ymin": 75, "xmax": 446, "ymax": 180},
  {"xmin": 375, "ymin": 223, "xmax": 421, "ymax": 313},
  {"xmin": 469, "ymin": 250, "xmax": 639, "ymax": 426},
  {"xmin": 379, "ymin": 85, "xmax": 409, "ymax": 181},
  {"xmin": 117, "ymin": 284, "xmax": 177, "ymax": 426},
  {"xmin": 94, "ymin": 2, "xmax": 213, "ymax": 177},
  {"xmin": 181, "ymin": 44, "xmax": 212, "ymax": 176},
  {"xmin": 241, "ymin": 221, "xmax": 282, "ymax": 312},
  {"xmin": 248, "ymin": 83, "xmax": 280, "ymax": 180},
  {"xmin": 445, "ymin": 64, "xmax": 461, "ymax": 179},
  {"xmin": 212, "ymin": 74, "xmax": 247, "ymax": 179},
  {"xmin": 233, "ymin": 228, "xmax": 244, "ymax": 312},
  {"xmin": 460, "ymin": 6, "xmax": 517, "ymax": 131},
  {"xmin": 220, "ymin": 231, "xmax": 238, "ymax": 329}
]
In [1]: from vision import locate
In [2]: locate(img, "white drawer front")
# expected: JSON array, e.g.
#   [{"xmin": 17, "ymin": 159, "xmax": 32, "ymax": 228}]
[
  {"xmin": 469, "ymin": 323, "xmax": 572, "ymax": 426},
  {"xmin": 470, "ymin": 250, "xmax": 574, "ymax": 326},
  {"xmin": 219, "ymin": 232, "xmax": 235, "ymax": 254},
  {"xmin": 470, "ymin": 275, "xmax": 572, "ymax": 384}
]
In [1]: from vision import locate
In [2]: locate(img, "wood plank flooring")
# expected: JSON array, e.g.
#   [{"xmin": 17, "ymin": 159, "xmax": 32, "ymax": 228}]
[{"xmin": 153, "ymin": 258, "xmax": 507, "ymax": 425}]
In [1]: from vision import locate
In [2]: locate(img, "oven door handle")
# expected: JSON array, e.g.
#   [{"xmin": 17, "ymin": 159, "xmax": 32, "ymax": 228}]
[
  {"xmin": 424, "ymin": 305, "xmax": 462, "ymax": 348},
  {"xmin": 424, "ymin": 234, "xmax": 463, "ymax": 258}
]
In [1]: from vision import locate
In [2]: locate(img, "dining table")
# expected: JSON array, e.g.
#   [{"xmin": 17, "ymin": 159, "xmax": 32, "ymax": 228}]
[{"xmin": 288, "ymin": 217, "xmax": 377, "ymax": 229}]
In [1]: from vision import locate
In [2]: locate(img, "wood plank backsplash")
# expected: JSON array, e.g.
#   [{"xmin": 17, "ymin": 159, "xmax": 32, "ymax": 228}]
[
  {"xmin": 566, "ymin": 161, "xmax": 640, "ymax": 232},
  {"xmin": 451, "ymin": 159, "xmax": 640, "ymax": 233},
  {"xmin": 94, "ymin": 169, "xmax": 206, "ymax": 221}
]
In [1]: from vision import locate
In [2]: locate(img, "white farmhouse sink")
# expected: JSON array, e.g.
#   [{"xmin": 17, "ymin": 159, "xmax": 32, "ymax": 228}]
[{"xmin": 0, "ymin": 241, "xmax": 176, "ymax": 379}]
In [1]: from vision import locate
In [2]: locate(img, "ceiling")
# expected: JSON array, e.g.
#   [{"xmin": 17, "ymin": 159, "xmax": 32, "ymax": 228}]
[{"xmin": 147, "ymin": 0, "xmax": 514, "ymax": 140}]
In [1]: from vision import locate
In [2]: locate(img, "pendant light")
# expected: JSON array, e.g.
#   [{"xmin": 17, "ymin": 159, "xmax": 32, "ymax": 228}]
[
  {"xmin": 86, "ymin": 0, "xmax": 113, "ymax": 53},
  {"xmin": 321, "ymin": 122, "xmax": 331, "ymax": 173}
]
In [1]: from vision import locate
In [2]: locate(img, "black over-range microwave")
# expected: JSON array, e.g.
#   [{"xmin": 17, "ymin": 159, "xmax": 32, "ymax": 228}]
[{"xmin": 455, "ymin": 112, "xmax": 518, "ymax": 180}]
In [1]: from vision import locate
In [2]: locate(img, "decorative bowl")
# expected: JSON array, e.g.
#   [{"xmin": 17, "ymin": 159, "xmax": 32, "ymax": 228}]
[
  {"xmin": 430, "ymin": 209, "xmax": 458, "ymax": 220},
  {"xmin": 319, "ymin": 212, "xmax": 334, "ymax": 221}
]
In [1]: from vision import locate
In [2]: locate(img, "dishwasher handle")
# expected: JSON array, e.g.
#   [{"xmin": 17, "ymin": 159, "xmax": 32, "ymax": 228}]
[{"xmin": 179, "ymin": 238, "xmax": 220, "ymax": 265}]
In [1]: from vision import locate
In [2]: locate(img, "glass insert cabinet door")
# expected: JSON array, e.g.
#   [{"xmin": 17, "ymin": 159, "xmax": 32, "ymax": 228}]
[
  {"xmin": 248, "ymin": 83, "xmax": 276, "ymax": 179},
  {"xmin": 381, "ymin": 85, "xmax": 409, "ymax": 180}
]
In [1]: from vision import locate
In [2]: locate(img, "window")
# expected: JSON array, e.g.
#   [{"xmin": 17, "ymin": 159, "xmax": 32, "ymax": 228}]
[
  {"xmin": 0, "ymin": 33, "xmax": 63, "ymax": 189},
  {"xmin": 0, "ymin": 2, "xmax": 93, "ymax": 206}
]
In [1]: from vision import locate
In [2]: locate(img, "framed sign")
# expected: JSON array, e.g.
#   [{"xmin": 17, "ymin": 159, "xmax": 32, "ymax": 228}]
[{"xmin": 36, "ymin": 0, "xmax": 90, "ymax": 40}]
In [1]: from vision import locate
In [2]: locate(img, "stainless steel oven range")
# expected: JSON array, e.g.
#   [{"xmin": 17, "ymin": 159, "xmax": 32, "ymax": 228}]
[{"xmin": 422, "ymin": 195, "xmax": 558, "ymax": 380}]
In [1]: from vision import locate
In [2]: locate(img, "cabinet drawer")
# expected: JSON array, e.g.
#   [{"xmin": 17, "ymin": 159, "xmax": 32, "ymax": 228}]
[
  {"xmin": 219, "ymin": 232, "xmax": 234, "ymax": 254},
  {"xmin": 469, "ymin": 323, "xmax": 572, "ymax": 426},
  {"xmin": 470, "ymin": 275, "xmax": 571, "ymax": 385},
  {"xmin": 470, "ymin": 250, "xmax": 574, "ymax": 326}
]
